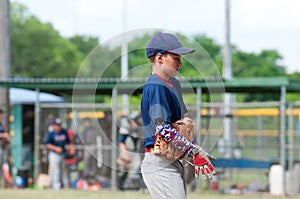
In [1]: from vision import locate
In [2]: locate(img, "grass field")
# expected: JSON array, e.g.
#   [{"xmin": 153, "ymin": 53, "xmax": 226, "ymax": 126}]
[{"xmin": 0, "ymin": 189, "xmax": 298, "ymax": 199}]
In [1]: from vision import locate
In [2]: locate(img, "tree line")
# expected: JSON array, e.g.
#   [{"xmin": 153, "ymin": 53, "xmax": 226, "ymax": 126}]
[{"xmin": 10, "ymin": 2, "xmax": 300, "ymax": 102}]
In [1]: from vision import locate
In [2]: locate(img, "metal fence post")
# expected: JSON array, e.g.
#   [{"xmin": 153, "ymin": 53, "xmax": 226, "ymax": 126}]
[
  {"xmin": 34, "ymin": 88, "xmax": 40, "ymax": 185},
  {"xmin": 111, "ymin": 88, "xmax": 118, "ymax": 190},
  {"xmin": 280, "ymin": 86, "xmax": 286, "ymax": 195},
  {"xmin": 196, "ymin": 88, "xmax": 202, "ymax": 146}
]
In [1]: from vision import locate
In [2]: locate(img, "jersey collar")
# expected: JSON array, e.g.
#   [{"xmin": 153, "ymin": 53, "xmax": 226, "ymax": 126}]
[{"xmin": 152, "ymin": 73, "xmax": 173, "ymax": 88}]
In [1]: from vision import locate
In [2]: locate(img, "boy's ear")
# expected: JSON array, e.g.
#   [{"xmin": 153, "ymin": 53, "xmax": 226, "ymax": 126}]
[{"xmin": 157, "ymin": 53, "xmax": 163, "ymax": 64}]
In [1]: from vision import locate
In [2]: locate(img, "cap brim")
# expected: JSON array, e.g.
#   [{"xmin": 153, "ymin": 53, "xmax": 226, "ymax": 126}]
[
  {"xmin": 169, "ymin": 47, "xmax": 195, "ymax": 55},
  {"xmin": 52, "ymin": 122, "xmax": 61, "ymax": 125}
]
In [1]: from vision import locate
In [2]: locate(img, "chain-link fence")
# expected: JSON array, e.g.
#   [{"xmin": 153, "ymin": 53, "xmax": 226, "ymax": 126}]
[
  {"xmin": 192, "ymin": 101, "xmax": 300, "ymax": 194},
  {"xmin": 37, "ymin": 102, "xmax": 143, "ymax": 190},
  {"xmin": 34, "ymin": 101, "xmax": 300, "ymax": 193}
]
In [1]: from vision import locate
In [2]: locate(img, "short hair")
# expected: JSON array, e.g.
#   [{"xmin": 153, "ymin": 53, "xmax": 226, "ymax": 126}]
[{"xmin": 148, "ymin": 52, "xmax": 168, "ymax": 63}]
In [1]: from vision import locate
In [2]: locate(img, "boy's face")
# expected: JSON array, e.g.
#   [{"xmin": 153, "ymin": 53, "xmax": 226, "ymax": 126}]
[
  {"xmin": 159, "ymin": 53, "xmax": 182, "ymax": 78},
  {"xmin": 52, "ymin": 124, "xmax": 62, "ymax": 133}
]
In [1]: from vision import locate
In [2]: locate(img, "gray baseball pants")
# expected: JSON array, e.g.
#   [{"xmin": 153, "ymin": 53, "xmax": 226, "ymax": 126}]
[
  {"xmin": 141, "ymin": 152, "xmax": 186, "ymax": 199},
  {"xmin": 48, "ymin": 151, "xmax": 64, "ymax": 190}
]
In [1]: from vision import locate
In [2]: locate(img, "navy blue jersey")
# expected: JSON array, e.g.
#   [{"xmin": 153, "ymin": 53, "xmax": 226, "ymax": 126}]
[
  {"xmin": 141, "ymin": 74, "xmax": 187, "ymax": 148},
  {"xmin": 118, "ymin": 126, "xmax": 142, "ymax": 152},
  {"xmin": 0, "ymin": 122, "xmax": 5, "ymax": 133},
  {"xmin": 43, "ymin": 128, "xmax": 70, "ymax": 153}
]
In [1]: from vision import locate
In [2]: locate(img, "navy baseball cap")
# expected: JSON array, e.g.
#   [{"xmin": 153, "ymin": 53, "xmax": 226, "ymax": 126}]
[
  {"xmin": 146, "ymin": 32, "xmax": 195, "ymax": 58},
  {"xmin": 51, "ymin": 118, "xmax": 62, "ymax": 125}
]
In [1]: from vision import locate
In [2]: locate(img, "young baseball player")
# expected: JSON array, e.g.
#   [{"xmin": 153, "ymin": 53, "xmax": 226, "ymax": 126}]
[
  {"xmin": 140, "ymin": 32, "xmax": 216, "ymax": 199},
  {"xmin": 44, "ymin": 118, "xmax": 73, "ymax": 190}
]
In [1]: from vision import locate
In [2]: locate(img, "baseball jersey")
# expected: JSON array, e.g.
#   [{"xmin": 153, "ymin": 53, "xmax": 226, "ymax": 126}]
[
  {"xmin": 118, "ymin": 125, "xmax": 142, "ymax": 152},
  {"xmin": 141, "ymin": 73, "xmax": 187, "ymax": 148},
  {"xmin": 0, "ymin": 122, "xmax": 5, "ymax": 133},
  {"xmin": 43, "ymin": 128, "xmax": 71, "ymax": 153}
]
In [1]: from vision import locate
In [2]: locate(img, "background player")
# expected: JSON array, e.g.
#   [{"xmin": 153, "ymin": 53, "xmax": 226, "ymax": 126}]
[{"xmin": 44, "ymin": 118, "xmax": 73, "ymax": 190}]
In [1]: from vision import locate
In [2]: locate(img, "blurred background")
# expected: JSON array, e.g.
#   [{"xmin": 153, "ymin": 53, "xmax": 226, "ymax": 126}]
[{"xmin": 0, "ymin": 0, "xmax": 300, "ymax": 197}]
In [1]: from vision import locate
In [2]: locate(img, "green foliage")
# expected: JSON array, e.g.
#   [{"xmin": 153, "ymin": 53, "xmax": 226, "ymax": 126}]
[
  {"xmin": 11, "ymin": 2, "xmax": 83, "ymax": 77},
  {"xmin": 193, "ymin": 34, "xmax": 223, "ymax": 75},
  {"xmin": 231, "ymin": 49, "xmax": 287, "ymax": 102},
  {"xmin": 68, "ymin": 35, "xmax": 99, "ymax": 56},
  {"xmin": 288, "ymin": 72, "xmax": 300, "ymax": 79},
  {"xmin": 193, "ymin": 34, "xmax": 222, "ymax": 60},
  {"xmin": 10, "ymin": 3, "xmax": 83, "ymax": 78},
  {"xmin": 78, "ymin": 45, "xmax": 121, "ymax": 78},
  {"xmin": 232, "ymin": 49, "xmax": 286, "ymax": 77},
  {"xmin": 287, "ymin": 72, "xmax": 300, "ymax": 101},
  {"xmin": 127, "ymin": 34, "xmax": 152, "ymax": 78},
  {"xmin": 10, "ymin": 2, "xmax": 300, "ymax": 103}
]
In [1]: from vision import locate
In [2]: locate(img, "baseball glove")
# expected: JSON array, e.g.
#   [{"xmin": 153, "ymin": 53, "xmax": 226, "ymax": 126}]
[{"xmin": 153, "ymin": 117, "xmax": 196, "ymax": 161}]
